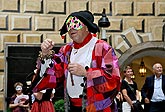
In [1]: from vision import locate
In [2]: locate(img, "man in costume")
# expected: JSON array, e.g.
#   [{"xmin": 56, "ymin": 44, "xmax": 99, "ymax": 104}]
[{"xmin": 33, "ymin": 10, "xmax": 121, "ymax": 112}]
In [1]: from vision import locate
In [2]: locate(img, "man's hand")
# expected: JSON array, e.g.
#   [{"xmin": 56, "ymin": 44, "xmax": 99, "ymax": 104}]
[
  {"xmin": 144, "ymin": 98, "xmax": 150, "ymax": 103},
  {"xmin": 41, "ymin": 39, "xmax": 55, "ymax": 56},
  {"xmin": 68, "ymin": 63, "xmax": 87, "ymax": 77},
  {"xmin": 33, "ymin": 92, "xmax": 43, "ymax": 100}
]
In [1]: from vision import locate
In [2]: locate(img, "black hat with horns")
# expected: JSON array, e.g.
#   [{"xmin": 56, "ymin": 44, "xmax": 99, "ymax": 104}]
[{"xmin": 59, "ymin": 10, "xmax": 100, "ymax": 37}]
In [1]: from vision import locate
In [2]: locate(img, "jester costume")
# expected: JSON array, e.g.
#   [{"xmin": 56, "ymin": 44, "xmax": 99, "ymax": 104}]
[{"xmin": 33, "ymin": 10, "xmax": 121, "ymax": 112}]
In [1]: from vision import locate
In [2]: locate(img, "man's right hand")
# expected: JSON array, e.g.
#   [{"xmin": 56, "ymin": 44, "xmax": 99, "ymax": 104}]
[
  {"xmin": 41, "ymin": 39, "xmax": 55, "ymax": 56},
  {"xmin": 33, "ymin": 92, "xmax": 43, "ymax": 101},
  {"xmin": 144, "ymin": 98, "xmax": 150, "ymax": 103}
]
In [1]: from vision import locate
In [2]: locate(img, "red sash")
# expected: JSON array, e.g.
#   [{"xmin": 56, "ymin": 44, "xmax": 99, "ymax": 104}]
[{"xmin": 70, "ymin": 98, "xmax": 82, "ymax": 107}]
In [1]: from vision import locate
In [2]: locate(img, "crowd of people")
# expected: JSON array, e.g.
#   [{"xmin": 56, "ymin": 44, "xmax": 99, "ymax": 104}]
[
  {"xmin": 8, "ymin": 10, "xmax": 165, "ymax": 112},
  {"xmin": 9, "ymin": 62, "xmax": 165, "ymax": 112},
  {"xmin": 116, "ymin": 63, "xmax": 165, "ymax": 112}
]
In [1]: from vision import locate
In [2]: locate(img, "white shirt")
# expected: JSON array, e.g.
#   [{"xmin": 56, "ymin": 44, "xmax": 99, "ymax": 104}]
[
  {"xmin": 151, "ymin": 75, "xmax": 165, "ymax": 102},
  {"xmin": 67, "ymin": 37, "xmax": 98, "ymax": 98}
]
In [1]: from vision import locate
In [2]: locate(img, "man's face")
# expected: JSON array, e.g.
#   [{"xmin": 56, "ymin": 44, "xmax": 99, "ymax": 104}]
[
  {"xmin": 153, "ymin": 63, "xmax": 163, "ymax": 77},
  {"xmin": 66, "ymin": 16, "xmax": 85, "ymax": 31},
  {"xmin": 66, "ymin": 16, "xmax": 89, "ymax": 43},
  {"xmin": 68, "ymin": 26, "xmax": 88, "ymax": 43}
]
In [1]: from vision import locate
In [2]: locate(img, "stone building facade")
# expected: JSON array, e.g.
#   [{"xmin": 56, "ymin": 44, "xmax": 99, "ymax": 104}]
[{"xmin": 0, "ymin": 0, "xmax": 165, "ymax": 111}]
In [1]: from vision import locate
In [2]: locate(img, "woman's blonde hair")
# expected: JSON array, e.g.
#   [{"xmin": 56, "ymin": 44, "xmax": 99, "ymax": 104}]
[{"xmin": 14, "ymin": 82, "xmax": 23, "ymax": 88}]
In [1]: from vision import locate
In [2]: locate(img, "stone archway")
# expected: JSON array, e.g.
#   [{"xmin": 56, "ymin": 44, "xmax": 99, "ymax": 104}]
[
  {"xmin": 118, "ymin": 41, "xmax": 165, "ymax": 89},
  {"xmin": 118, "ymin": 41, "xmax": 165, "ymax": 71}
]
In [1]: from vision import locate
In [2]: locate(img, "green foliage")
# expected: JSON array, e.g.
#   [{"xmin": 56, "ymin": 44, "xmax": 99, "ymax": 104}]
[
  {"xmin": 7, "ymin": 108, "xmax": 11, "ymax": 112},
  {"xmin": 54, "ymin": 99, "xmax": 64, "ymax": 112}
]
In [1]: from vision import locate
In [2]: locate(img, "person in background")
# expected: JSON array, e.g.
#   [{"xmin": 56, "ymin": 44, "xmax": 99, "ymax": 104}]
[
  {"xmin": 9, "ymin": 82, "xmax": 29, "ymax": 112},
  {"xmin": 32, "ymin": 10, "xmax": 121, "ymax": 112},
  {"xmin": 141, "ymin": 63, "xmax": 165, "ymax": 112},
  {"xmin": 121, "ymin": 66, "xmax": 141, "ymax": 112}
]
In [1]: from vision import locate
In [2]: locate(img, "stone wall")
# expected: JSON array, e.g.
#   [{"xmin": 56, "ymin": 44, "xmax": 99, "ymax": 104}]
[{"xmin": 0, "ymin": 0, "xmax": 165, "ymax": 110}]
